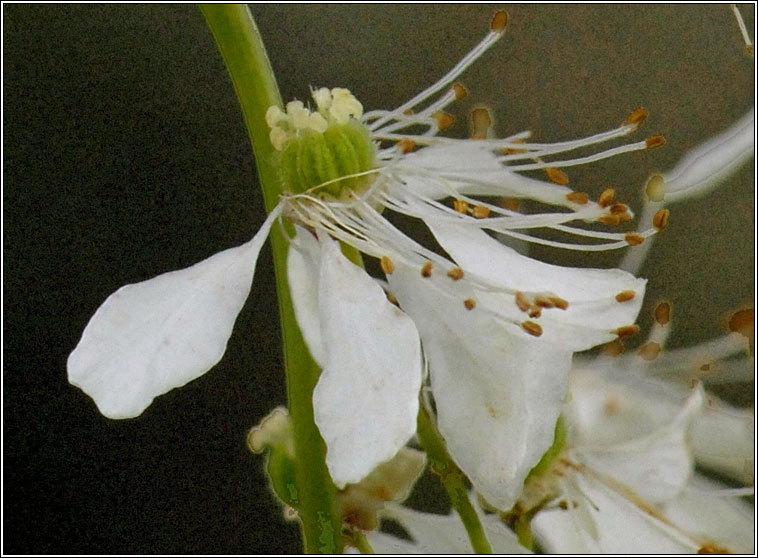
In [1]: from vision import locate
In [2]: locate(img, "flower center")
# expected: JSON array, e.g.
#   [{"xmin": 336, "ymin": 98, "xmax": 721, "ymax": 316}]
[{"xmin": 267, "ymin": 88, "xmax": 376, "ymax": 198}]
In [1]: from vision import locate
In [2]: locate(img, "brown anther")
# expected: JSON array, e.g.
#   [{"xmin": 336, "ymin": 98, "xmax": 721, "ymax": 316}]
[
  {"xmin": 624, "ymin": 233, "xmax": 645, "ymax": 246},
  {"xmin": 380, "ymin": 256, "xmax": 395, "ymax": 275},
  {"xmin": 452, "ymin": 82, "xmax": 468, "ymax": 100},
  {"xmin": 623, "ymin": 107, "xmax": 649, "ymax": 129},
  {"xmin": 397, "ymin": 139, "xmax": 416, "ymax": 154},
  {"xmin": 728, "ymin": 308, "xmax": 754, "ymax": 335},
  {"xmin": 522, "ymin": 321, "xmax": 543, "ymax": 337},
  {"xmin": 447, "ymin": 267, "xmax": 464, "ymax": 281},
  {"xmin": 699, "ymin": 363, "xmax": 712, "ymax": 372},
  {"xmin": 501, "ymin": 139, "xmax": 527, "ymax": 155},
  {"xmin": 558, "ymin": 501, "xmax": 569, "ymax": 511},
  {"xmin": 421, "ymin": 261, "xmax": 433, "ymax": 278},
  {"xmin": 387, "ymin": 293, "xmax": 398, "ymax": 306},
  {"xmin": 470, "ymin": 107, "xmax": 493, "ymax": 140},
  {"xmin": 617, "ymin": 212, "xmax": 632, "ymax": 224},
  {"xmin": 645, "ymin": 135, "xmax": 666, "ymax": 149},
  {"xmin": 610, "ymin": 203, "xmax": 628, "ymax": 214},
  {"xmin": 464, "ymin": 298, "xmax": 476, "ymax": 310},
  {"xmin": 432, "ymin": 111, "xmax": 455, "ymax": 132},
  {"xmin": 546, "ymin": 167, "xmax": 569, "ymax": 186},
  {"xmin": 550, "ymin": 296, "xmax": 569, "ymax": 310},
  {"xmin": 689, "ymin": 377, "xmax": 698, "ymax": 389},
  {"xmin": 698, "ymin": 543, "xmax": 732, "ymax": 554},
  {"xmin": 490, "ymin": 10, "xmax": 508, "ymax": 33},
  {"xmin": 599, "ymin": 214, "xmax": 622, "ymax": 226},
  {"xmin": 565, "ymin": 192, "xmax": 589, "ymax": 205},
  {"xmin": 500, "ymin": 197, "xmax": 521, "ymax": 211},
  {"xmin": 653, "ymin": 208, "xmax": 670, "ymax": 230},
  {"xmin": 603, "ymin": 338, "xmax": 625, "ymax": 356},
  {"xmin": 615, "ymin": 290, "xmax": 636, "ymax": 303},
  {"xmin": 638, "ymin": 342, "xmax": 661, "ymax": 361},
  {"xmin": 645, "ymin": 174, "xmax": 666, "ymax": 202},
  {"xmin": 515, "ymin": 291, "xmax": 531, "ymax": 312},
  {"xmin": 534, "ymin": 296, "xmax": 555, "ymax": 309},
  {"xmin": 597, "ymin": 188, "xmax": 615, "ymax": 208},
  {"xmin": 616, "ymin": 325, "xmax": 640, "ymax": 337},
  {"xmin": 528, "ymin": 306, "xmax": 542, "ymax": 319},
  {"xmin": 472, "ymin": 205, "xmax": 491, "ymax": 219},
  {"xmin": 453, "ymin": 199, "xmax": 469, "ymax": 214},
  {"xmin": 654, "ymin": 301, "xmax": 671, "ymax": 325},
  {"xmin": 403, "ymin": 108, "xmax": 414, "ymax": 116}
]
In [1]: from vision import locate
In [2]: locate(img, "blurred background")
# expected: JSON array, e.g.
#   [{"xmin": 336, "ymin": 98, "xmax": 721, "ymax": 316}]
[{"xmin": 4, "ymin": 4, "xmax": 754, "ymax": 554}]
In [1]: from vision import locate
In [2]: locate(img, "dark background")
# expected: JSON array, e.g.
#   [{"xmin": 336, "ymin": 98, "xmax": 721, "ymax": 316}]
[{"xmin": 4, "ymin": 4, "xmax": 754, "ymax": 554}]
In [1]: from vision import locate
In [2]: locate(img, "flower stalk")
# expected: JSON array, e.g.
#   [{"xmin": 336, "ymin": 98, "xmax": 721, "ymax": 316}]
[
  {"xmin": 416, "ymin": 404, "xmax": 493, "ymax": 553},
  {"xmin": 199, "ymin": 4, "xmax": 342, "ymax": 553}
]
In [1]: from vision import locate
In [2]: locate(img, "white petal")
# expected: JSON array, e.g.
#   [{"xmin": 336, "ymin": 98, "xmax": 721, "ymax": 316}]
[
  {"xmin": 312, "ymin": 236, "xmax": 422, "ymax": 488},
  {"xmin": 67, "ymin": 206, "xmax": 281, "ymax": 419},
  {"xmin": 428, "ymin": 222, "xmax": 646, "ymax": 350},
  {"xmin": 287, "ymin": 226, "xmax": 325, "ymax": 365},
  {"xmin": 369, "ymin": 502, "xmax": 531, "ymax": 554},
  {"xmin": 665, "ymin": 108, "xmax": 754, "ymax": 201},
  {"xmin": 533, "ymin": 474, "xmax": 698, "ymax": 553},
  {"xmin": 400, "ymin": 143, "xmax": 573, "ymax": 207},
  {"xmin": 662, "ymin": 475, "xmax": 755, "ymax": 554},
  {"xmin": 577, "ymin": 386, "xmax": 703, "ymax": 503},
  {"xmin": 389, "ymin": 265, "xmax": 571, "ymax": 511}
]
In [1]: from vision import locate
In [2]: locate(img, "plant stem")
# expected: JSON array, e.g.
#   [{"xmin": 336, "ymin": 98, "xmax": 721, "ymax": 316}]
[
  {"xmin": 199, "ymin": 4, "xmax": 342, "ymax": 553},
  {"xmin": 416, "ymin": 404, "xmax": 493, "ymax": 554}
]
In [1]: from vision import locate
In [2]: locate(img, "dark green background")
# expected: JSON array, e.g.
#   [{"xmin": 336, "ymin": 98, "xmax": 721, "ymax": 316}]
[{"xmin": 4, "ymin": 4, "xmax": 754, "ymax": 554}]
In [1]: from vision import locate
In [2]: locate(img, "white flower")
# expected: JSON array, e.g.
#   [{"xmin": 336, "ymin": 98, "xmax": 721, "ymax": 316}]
[
  {"xmin": 68, "ymin": 12, "xmax": 655, "ymax": 507},
  {"xmin": 527, "ymin": 370, "xmax": 754, "ymax": 554}
]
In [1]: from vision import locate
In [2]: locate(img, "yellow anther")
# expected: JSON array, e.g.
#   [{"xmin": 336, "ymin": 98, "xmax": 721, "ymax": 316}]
[
  {"xmin": 534, "ymin": 296, "xmax": 555, "ymax": 309},
  {"xmin": 380, "ymin": 256, "xmax": 395, "ymax": 275},
  {"xmin": 387, "ymin": 293, "xmax": 398, "ymax": 306},
  {"xmin": 452, "ymin": 82, "xmax": 468, "ymax": 100},
  {"xmin": 598, "ymin": 188, "xmax": 615, "ymax": 208},
  {"xmin": 624, "ymin": 233, "xmax": 645, "ymax": 246},
  {"xmin": 603, "ymin": 338, "xmax": 625, "ymax": 356},
  {"xmin": 421, "ymin": 261, "xmax": 433, "ymax": 278},
  {"xmin": 615, "ymin": 290, "xmax": 636, "ymax": 303},
  {"xmin": 528, "ymin": 306, "xmax": 542, "ymax": 319},
  {"xmin": 645, "ymin": 135, "xmax": 666, "ymax": 149},
  {"xmin": 472, "ymin": 205, "xmax": 491, "ymax": 219},
  {"xmin": 610, "ymin": 203, "xmax": 628, "ymax": 214},
  {"xmin": 397, "ymin": 139, "xmax": 416, "ymax": 154},
  {"xmin": 432, "ymin": 111, "xmax": 455, "ymax": 131},
  {"xmin": 490, "ymin": 10, "xmax": 508, "ymax": 33},
  {"xmin": 599, "ymin": 214, "xmax": 622, "ymax": 226},
  {"xmin": 470, "ymin": 106, "xmax": 493, "ymax": 140},
  {"xmin": 638, "ymin": 342, "xmax": 661, "ymax": 361},
  {"xmin": 521, "ymin": 321, "xmax": 543, "ymax": 337},
  {"xmin": 565, "ymin": 192, "xmax": 589, "ymax": 205},
  {"xmin": 550, "ymin": 296, "xmax": 569, "ymax": 310},
  {"xmin": 645, "ymin": 174, "xmax": 666, "ymax": 202},
  {"xmin": 453, "ymin": 199, "xmax": 469, "ymax": 214},
  {"xmin": 447, "ymin": 267, "xmax": 464, "ymax": 281},
  {"xmin": 464, "ymin": 298, "xmax": 476, "ymax": 310},
  {"xmin": 499, "ymin": 197, "xmax": 521, "ymax": 211},
  {"xmin": 515, "ymin": 291, "xmax": 531, "ymax": 312},
  {"xmin": 616, "ymin": 325, "xmax": 640, "ymax": 337},
  {"xmin": 546, "ymin": 167, "xmax": 569, "ymax": 186},
  {"xmin": 653, "ymin": 208, "xmax": 670, "ymax": 230},
  {"xmin": 623, "ymin": 107, "xmax": 649, "ymax": 129}
]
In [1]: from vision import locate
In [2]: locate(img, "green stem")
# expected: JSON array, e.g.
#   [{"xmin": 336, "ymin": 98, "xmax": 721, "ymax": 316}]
[
  {"xmin": 199, "ymin": 5, "xmax": 342, "ymax": 553},
  {"xmin": 416, "ymin": 404, "xmax": 493, "ymax": 554}
]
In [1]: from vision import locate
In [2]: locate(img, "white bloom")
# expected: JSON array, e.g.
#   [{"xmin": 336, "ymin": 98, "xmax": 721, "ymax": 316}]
[
  {"xmin": 69, "ymin": 12, "xmax": 655, "ymax": 506},
  {"xmin": 528, "ymin": 370, "xmax": 754, "ymax": 554}
]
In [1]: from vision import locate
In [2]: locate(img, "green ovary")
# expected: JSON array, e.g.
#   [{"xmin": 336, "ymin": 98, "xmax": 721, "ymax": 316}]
[{"xmin": 278, "ymin": 121, "xmax": 376, "ymax": 197}]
